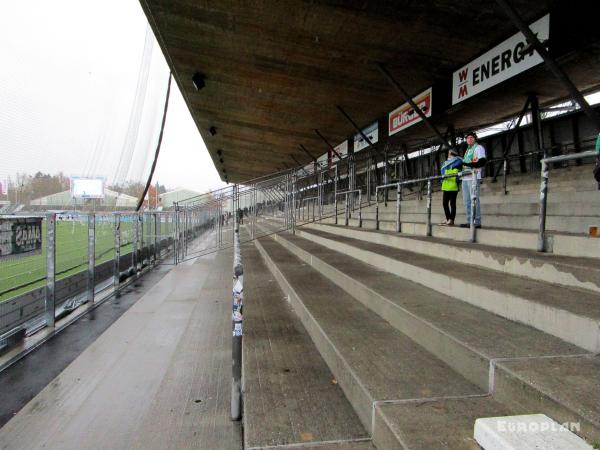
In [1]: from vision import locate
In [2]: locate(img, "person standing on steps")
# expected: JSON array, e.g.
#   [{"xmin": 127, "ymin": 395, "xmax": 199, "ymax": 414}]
[
  {"xmin": 440, "ymin": 148, "xmax": 462, "ymax": 226},
  {"xmin": 460, "ymin": 131, "xmax": 487, "ymax": 228}
]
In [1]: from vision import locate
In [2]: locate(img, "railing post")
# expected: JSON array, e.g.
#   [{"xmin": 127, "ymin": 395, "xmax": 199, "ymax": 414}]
[
  {"xmin": 502, "ymin": 159, "xmax": 508, "ymax": 195},
  {"xmin": 231, "ymin": 230, "xmax": 243, "ymax": 420},
  {"xmin": 345, "ymin": 193, "xmax": 349, "ymax": 226},
  {"xmin": 375, "ymin": 188, "xmax": 380, "ymax": 230},
  {"xmin": 538, "ymin": 160, "xmax": 549, "ymax": 252},
  {"xmin": 470, "ymin": 172, "xmax": 478, "ymax": 243},
  {"xmin": 358, "ymin": 191, "xmax": 362, "ymax": 227},
  {"xmin": 87, "ymin": 213, "xmax": 96, "ymax": 305},
  {"xmin": 426, "ymin": 180, "xmax": 432, "ymax": 237},
  {"xmin": 45, "ymin": 213, "xmax": 56, "ymax": 328},
  {"xmin": 173, "ymin": 206, "xmax": 179, "ymax": 265},
  {"xmin": 335, "ymin": 194, "xmax": 338, "ymax": 225},
  {"xmin": 396, "ymin": 183, "xmax": 401, "ymax": 233},
  {"xmin": 114, "ymin": 214, "xmax": 121, "ymax": 298},
  {"xmin": 153, "ymin": 212, "xmax": 158, "ymax": 263},
  {"xmin": 367, "ymin": 155, "xmax": 372, "ymax": 206}
]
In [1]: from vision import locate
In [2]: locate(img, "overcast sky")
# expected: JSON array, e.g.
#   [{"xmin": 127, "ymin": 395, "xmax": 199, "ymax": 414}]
[{"xmin": 0, "ymin": 0, "xmax": 226, "ymax": 194}]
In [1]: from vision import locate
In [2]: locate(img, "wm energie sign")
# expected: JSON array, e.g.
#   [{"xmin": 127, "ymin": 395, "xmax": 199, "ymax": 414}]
[{"xmin": 452, "ymin": 14, "xmax": 549, "ymax": 105}]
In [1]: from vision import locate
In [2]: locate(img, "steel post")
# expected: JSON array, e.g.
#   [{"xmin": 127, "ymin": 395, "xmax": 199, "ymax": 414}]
[
  {"xmin": 231, "ymin": 226, "xmax": 243, "ymax": 420},
  {"xmin": 87, "ymin": 214, "xmax": 96, "ymax": 305},
  {"xmin": 426, "ymin": 180, "xmax": 432, "ymax": 236},
  {"xmin": 114, "ymin": 214, "xmax": 121, "ymax": 298},
  {"xmin": 538, "ymin": 160, "xmax": 549, "ymax": 252},
  {"xmin": 375, "ymin": 187, "xmax": 380, "ymax": 230},
  {"xmin": 396, "ymin": 183, "xmax": 401, "ymax": 232},
  {"xmin": 153, "ymin": 213, "xmax": 158, "ymax": 263},
  {"xmin": 45, "ymin": 213, "xmax": 56, "ymax": 328},
  {"xmin": 345, "ymin": 193, "xmax": 349, "ymax": 226},
  {"xmin": 470, "ymin": 174, "xmax": 478, "ymax": 243}
]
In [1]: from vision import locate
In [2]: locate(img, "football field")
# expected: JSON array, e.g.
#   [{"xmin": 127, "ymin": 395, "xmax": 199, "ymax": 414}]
[{"xmin": 0, "ymin": 218, "xmax": 155, "ymax": 303}]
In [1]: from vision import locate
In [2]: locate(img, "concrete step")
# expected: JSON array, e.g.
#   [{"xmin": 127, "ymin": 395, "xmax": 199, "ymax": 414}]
[
  {"xmin": 242, "ymin": 243, "xmax": 371, "ymax": 449},
  {"xmin": 357, "ymin": 212, "xmax": 599, "ymax": 234},
  {"xmin": 342, "ymin": 217, "xmax": 600, "ymax": 258},
  {"xmin": 254, "ymin": 236, "xmax": 493, "ymax": 448},
  {"xmin": 293, "ymin": 227, "xmax": 600, "ymax": 353},
  {"xmin": 268, "ymin": 230, "xmax": 600, "ymax": 442},
  {"xmin": 304, "ymin": 223, "xmax": 600, "ymax": 293}
]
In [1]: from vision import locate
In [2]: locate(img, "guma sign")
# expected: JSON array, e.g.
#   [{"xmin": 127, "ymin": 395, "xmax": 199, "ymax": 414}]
[
  {"xmin": 452, "ymin": 14, "xmax": 550, "ymax": 105},
  {"xmin": 0, "ymin": 217, "xmax": 43, "ymax": 258}
]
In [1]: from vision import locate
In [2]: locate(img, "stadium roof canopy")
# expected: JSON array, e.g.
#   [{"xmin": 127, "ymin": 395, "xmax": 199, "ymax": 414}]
[{"xmin": 140, "ymin": 0, "xmax": 600, "ymax": 182}]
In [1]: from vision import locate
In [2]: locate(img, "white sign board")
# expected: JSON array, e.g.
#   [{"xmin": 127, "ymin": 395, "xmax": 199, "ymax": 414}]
[
  {"xmin": 0, "ymin": 178, "xmax": 8, "ymax": 196},
  {"xmin": 71, "ymin": 177, "xmax": 105, "ymax": 199},
  {"xmin": 331, "ymin": 140, "xmax": 348, "ymax": 163},
  {"xmin": 452, "ymin": 14, "xmax": 550, "ymax": 105},
  {"xmin": 354, "ymin": 122, "xmax": 378, "ymax": 152},
  {"xmin": 388, "ymin": 87, "xmax": 432, "ymax": 136}
]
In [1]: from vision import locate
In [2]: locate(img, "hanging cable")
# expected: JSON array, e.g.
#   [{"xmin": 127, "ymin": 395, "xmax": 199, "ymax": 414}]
[{"xmin": 136, "ymin": 72, "xmax": 172, "ymax": 211}]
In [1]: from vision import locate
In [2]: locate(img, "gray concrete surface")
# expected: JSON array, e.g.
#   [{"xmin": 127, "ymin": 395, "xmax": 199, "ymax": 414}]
[
  {"xmin": 0, "ymin": 250, "xmax": 242, "ymax": 450},
  {"xmin": 242, "ymin": 242, "xmax": 370, "ymax": 449}
]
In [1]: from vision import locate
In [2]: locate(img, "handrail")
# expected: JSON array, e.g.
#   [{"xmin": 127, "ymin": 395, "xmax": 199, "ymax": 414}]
[
  {"xmin": 538, "ymin": 149, "xmax": 599, "ymax": 251},
  {"xmin": 374, "ymin": 170, "xmax": 478, "ymax": 240},
  {"xmin": 334, "ymin": 189, "xmax": 362, "ymax": 226}
]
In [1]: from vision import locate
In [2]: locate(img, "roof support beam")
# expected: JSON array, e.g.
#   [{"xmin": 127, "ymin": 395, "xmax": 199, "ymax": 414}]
[
  {"xmin": 314, "ymin": 129, "xmax": 343, "ymax": 160},
  {"xmin": 335, "ymin": 105, "xmax": 380, "ymax": 154},
  {"xmin": 495, "ymin": 0, "xmax": 600, "ymax": 132},
  {"xmin": 376, "ymin": 62, "xmax": 450, "ymax": 149},
  {"xmin": 299, "ymin": 144, "xmax": 317, "ymax": 162}
]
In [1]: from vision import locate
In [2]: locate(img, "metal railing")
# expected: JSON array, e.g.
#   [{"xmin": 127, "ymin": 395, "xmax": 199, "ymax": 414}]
[
  {"xmin": 334, "ymin": 190, "xmax": 362, "ymax": 226},
  {"xmin": 0, "ymin": 209, "xmax": 206, "ymax": 353},
  {"xmin": 374, "ymin": 170, "xmax": 478, "ymax": 241},
  {"xmin": 537, "ymin": 149, "xmax": 599, "ymax": 251}
]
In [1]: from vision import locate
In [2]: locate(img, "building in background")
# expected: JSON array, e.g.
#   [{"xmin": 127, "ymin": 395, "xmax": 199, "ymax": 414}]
[{"xmin": 30, "ymin": 189, "xmax": 137, "ymax": 209}]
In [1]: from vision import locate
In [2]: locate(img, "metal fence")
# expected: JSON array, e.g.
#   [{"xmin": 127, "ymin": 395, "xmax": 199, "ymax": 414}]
[{"xmin": 0, "ymin": 209, "xmax": 204, "ymax": 351}]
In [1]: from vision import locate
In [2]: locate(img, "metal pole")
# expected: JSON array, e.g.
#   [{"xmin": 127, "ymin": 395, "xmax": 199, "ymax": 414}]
[
  {"xmin": 173, "ymin": 206, "xmax": 178, "ymax": 265},
  {"xmin": 396, "ymin": 183, "xmax": 401, "ymax": 232},
  {"xmin": 538, "ymin": 160, "xmax": 549, "ymax": 252},
  {"xmin": 345, "ymin": 193, "xmax": 349, "ymax": 226},
  {"xmin": 153, "ymin": 212, "xmax": 158, "ymax": 263},
  {"xmin": 358, "ymin": 191, "xmax": 362, "ymax": 227},
  {"xmin": 502, "ymin": 159, "xmax": 508, "ymax": 195},
  {"xmin": 426, "ymin": 180, "xmax": 432, "ymax": 236},
  {"xmin": 45, "ymin": 213, "xmax": 56, "ymax": 328},
  {"xmin": 375, "ymin": 187, "xmax": 380, "ymax": 230},
  {"xmin": 367, "ymin": 155, "xmax": 372, "ymax": 206},
  {"xmin": 87, "ymin": 213, "xmax": 96, "ymax": 305},
  {"xmin": 470, "ymin": 174, "xmax": 478, "ymax": 243},
  {"xmin": 531, "ymin": 95, "xmax": 546, "ymax": 159},
  {"xmin": 231, "ymin": 222, "xmax": 243, "ymax": 420},
  {"xmin": 114, "ymin": 214, "xmax": 121, "ymax": 298},
  {"xmin": 292, "ymin": 173, "xmax": 296, "ymax": 234}
]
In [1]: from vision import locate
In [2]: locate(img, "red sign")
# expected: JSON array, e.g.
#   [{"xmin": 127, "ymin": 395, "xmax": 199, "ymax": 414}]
[{"xmin": 388, "ymin": 87, "xmax": 432, "ymax": 136}]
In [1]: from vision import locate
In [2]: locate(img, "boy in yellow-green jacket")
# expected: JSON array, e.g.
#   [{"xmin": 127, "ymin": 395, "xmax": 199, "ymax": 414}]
[{"xmin": 440, "ymin": 148, "xmax": 463, "ymax": 226}]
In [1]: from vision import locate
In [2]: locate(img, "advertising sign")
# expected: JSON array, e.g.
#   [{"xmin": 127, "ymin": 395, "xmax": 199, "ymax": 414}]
[
  {"xmin": 331, "ymin": 140, "xmax": 349, "ymax": 163},
  {"xmin": 0, "ymin": 217, "xmax": 43, "ymax": 258},
  {"xmin": 353, "ymin": 122, "xmax": 378, "ymax": 152},
  {"xmin": 71, "ymin": 177, "xmax": 105, "ymax": 199},
  {"xmin": 388, "ymin": 87, "xmax": 432, "ymax": 136},
  {"xmin": 452, "ymin": 14, "xmax": 550, "ymax": 105}
]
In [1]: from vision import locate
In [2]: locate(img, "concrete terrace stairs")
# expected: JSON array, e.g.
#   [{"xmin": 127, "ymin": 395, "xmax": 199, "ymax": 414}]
[
  {"xmin": 241, "ymin": 167, "xmax": 600, "ymax": 448},
  {"xmin": 251, "ymin": 225, "xmax": 600, "ymax": 448}
]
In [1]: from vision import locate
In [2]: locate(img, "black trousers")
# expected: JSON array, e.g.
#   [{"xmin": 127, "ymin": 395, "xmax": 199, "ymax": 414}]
[{"xmin": 442, "ymin": 190, "xmax": 458, "ymax": 221}]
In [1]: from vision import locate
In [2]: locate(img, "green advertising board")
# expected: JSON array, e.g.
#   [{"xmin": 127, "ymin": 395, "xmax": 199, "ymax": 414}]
[{"xmin": 0, "ymin": 217, "xmax": 43, "ymax": 258}]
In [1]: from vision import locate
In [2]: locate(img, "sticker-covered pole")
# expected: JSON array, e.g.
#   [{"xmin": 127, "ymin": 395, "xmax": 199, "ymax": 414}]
[{"xmin": 231, "ymin": 189, "xmax": 243, "ymax": 421}]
